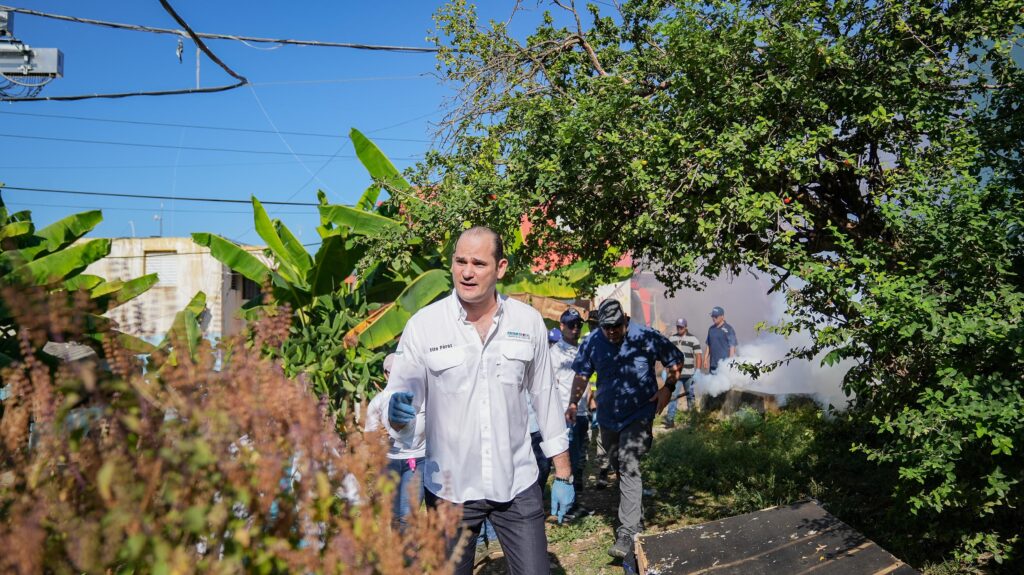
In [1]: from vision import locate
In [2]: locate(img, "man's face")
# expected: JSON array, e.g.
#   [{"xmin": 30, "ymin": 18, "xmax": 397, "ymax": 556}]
[
  {"xmin": 452, "ymin": 232, "xmax": 507, "ymax": 306},
  {"xmin": 676, "ymin": 325, "xmax": 688, "ymax": 336},
  {"xmin": 713, "ymin": 315, "xmax": 725, "ymax": 327},
  {"xmin": 601, "ymin": 321, "xmax": 627, "ymax": 344},
  {"xmin": 560, "ymin": 320, "xmax": 582, "ymax": 345}
]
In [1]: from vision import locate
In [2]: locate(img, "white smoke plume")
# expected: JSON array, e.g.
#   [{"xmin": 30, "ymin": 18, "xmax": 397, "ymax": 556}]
[{"xmin": 637, "ymin": 270, "xmax": 855, "ymax": 411}]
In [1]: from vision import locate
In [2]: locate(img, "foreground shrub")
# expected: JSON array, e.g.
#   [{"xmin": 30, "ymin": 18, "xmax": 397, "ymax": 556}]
[{"xmin": 0, "ymin": 286, "xmax": 458, "ymax": 574}]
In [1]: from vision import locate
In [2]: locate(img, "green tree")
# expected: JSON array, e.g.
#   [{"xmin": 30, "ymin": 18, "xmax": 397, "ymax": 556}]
[{"xmin": 421, "ymin": 0, "xmax": 1023, "ymax": 568}]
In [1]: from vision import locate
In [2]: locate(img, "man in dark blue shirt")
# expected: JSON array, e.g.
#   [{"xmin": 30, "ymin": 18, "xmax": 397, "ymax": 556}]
[
  {"xmin": 566, "ymin": 299, "xmax": 683, "ymax": 559},
  {"xmin": 704, "ymin": 306, "xmax": 738, "ymax": 373}
]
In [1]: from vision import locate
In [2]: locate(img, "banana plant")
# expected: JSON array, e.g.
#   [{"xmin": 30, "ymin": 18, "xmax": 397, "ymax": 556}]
[
  {"xmin": 0, "ymin": 191, "xmax": 158, "ymax": 367},
  {"xmin": 151, "ymin": 291, "xmax": 207, "ymax": 368}
]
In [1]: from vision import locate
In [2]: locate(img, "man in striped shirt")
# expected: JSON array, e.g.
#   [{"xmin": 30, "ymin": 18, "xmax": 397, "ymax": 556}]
[{"xmin": 663, "ymin": 318, "xmax": 703, "ymax": 427}]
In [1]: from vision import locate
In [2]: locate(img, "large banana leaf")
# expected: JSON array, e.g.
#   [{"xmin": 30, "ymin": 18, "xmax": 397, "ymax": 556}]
[
  {"xmin": 350, "ymin": 128, "xmax": 412, "ymax": 211},
  {"xmin": 397, "ymin": 269, "xmax": 451, "ymax": 310},
  {"xmin": 252, "ymin": 197, "xmax": 306, "ymax": 286},
  {"xmin": 63, "ymin": 274, "xmax": 105, "ymax": 292},
  {"xmin": 319, "ymin": 204, "xmax": 403, "ymax": 237},
  {"xmin": 192, "ymin": 233, "xmax": 271, "ymax": 284},
  {"xmin": 19, "ymin": 210, "xmax": 103, "ymax": 260},
  {"xmin": 92, "ymin": 273, "xmax": 159, "ymax": 313},
  {"xmin": 344, "ymin": 269, "xmax": 451, "ymax": 349},
  {"xmin": 275, "ymin": 219, "xmax": 313, "ymax": 276},
  {"xmin": 0, "ymin": 220, "xmax": 32, "ymax": 241},
  {"xmin": 308, "ymin": 234, "xmax": 361, "ymax": 297},
  {"xmin": 13, "ymin": 238, "xmax": 111, "ymax": 286},
  {"xmin": 159, "ymin": 291, "xmax": 207, "ymax": 366}
]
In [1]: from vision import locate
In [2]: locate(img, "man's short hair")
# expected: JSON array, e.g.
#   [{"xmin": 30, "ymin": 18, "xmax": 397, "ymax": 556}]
[{"xmin": 460, "ymin": 225, "xmax": 505, "ymax": 263}]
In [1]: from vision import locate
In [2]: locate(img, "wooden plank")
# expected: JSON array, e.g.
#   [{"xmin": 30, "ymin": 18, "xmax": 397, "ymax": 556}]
[{"xmin": 636, "ymin": 500, "xmax": 916, "ymax": 575}]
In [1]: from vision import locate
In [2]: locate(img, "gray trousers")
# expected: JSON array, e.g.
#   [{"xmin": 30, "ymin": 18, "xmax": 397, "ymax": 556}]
[
  {"xmin": 426, "ymin": 483, "xmax": 550, "ymax": 575},
  {"xmin": 600, "ymin": 417, "xmax": 653, "ymax": 537}
]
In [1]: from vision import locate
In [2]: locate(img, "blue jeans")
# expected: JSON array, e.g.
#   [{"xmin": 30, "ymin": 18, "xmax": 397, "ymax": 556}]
[
  {"xmin": 476, "ymin": 518, "xmax": 498, "ymax": 547},
  {"xmin": 664, "ymin": 376, "xmax": 695, "ymax": 423},
  {"xmin": 386, "ymin": 456, "xmax": 424, "ymax": 529}
]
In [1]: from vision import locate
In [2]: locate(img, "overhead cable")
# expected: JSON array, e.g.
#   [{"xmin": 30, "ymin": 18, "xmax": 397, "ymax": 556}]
[
  {"xmin": 0, "ymin": 132, "xmax": 422, "ymax": 160},
  {"xmin": 0, "ymin": 5, "xmax": 439, "ymax": 53},
  {"xmin": 1, "ymin": 0, "xmax": 248, "ymax": 102},
  {"xmin": 4, "ymin": 200, "xmax": 315, "ymax": 215},
  {"xmin": 0, "ymin": 108, "xmax": 432, "ymax": 142},
  {"xmin": 1, "ymin": 185, "xmax": 327, "ymax": 206}
]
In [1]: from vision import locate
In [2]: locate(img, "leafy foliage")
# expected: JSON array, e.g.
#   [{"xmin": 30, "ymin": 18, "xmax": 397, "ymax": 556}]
[
  {"xmin": 0, "ymin": 190, "xmax": 157, "ymax": 367},
  {"xmin": 424, "ymin": 0, "xmax": 1024, "ymax": 568},
  {"xmin": 0, "ymin": 275, "xmax": 459, "ymax": 574}
]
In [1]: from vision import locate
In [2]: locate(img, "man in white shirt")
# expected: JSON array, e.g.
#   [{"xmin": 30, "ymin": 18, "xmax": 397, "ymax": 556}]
[
  {"xmin": 383, "ymin": 226, "xmax": 573, "ymax": 575},
  {"xmin": 549, "ymin": 308, "xmax": 588, "ymax": 495}
]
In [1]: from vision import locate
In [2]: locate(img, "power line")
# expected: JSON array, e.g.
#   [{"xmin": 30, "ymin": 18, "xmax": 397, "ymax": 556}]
[
  {"xmin": 247, "ymin": 84, "xmax": 333, "ymax": 196},
  {"xmin": 3, "ymin": 200, "xmax": 315, "ymax": 215},
  {"xmin": 250, "ymin": 74, "xmax": 431, "ymax": 87},
  {"xmin": 1, "ymin": 0, "xmax": 249, "ymax": 102},
  {"xmin": 1, "ymin": 185, "xmax": 327, "ymax": 206},
  {"xmin": 0, "ymin": 132, "xmax": 423, "ymax": 160},
  {"xmin": 0, "ymin": 160, "xmax": 323, "ymax": 170},
  {"xmin": 0, "ymin": 108, "xmax": 433, "ymax": 142},
  {"xmin": 98, "ymin": 241, "xmax": 322, "ymax": 260},
  {"xmin": 0, "ymin": 4, "xmax": 439, "ymax": 53}
]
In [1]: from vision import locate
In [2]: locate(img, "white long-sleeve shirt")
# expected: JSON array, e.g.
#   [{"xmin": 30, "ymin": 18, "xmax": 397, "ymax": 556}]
[
  {"xmin": 382, "ymin": 291, "xmax": 569, "ymax": 504},
  {"xmin": 549, "ymin": 339, "xmax": 588, "ymax": 416},
  {"xmin": 364, "ymin": 392, "xmax": 426, "ymax": 460}
]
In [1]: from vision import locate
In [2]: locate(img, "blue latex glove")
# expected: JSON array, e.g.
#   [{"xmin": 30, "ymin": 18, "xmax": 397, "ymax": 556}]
[
  {"xmin": 551, "ymin": 479, "xmax": 575, "ymax": 524},
  {"xmin": 590, "ymin": 411, "xmax": 599, "ymax": 430},
  {"xmin": 388, "ymin": 392, "xmax": 416, "ymax": 428}
]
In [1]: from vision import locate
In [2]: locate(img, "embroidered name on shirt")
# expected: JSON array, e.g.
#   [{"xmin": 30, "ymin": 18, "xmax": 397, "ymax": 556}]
[
  {"xmin": 506, "ymin": 330, "xmax": 531, "ymax": 341},
  {"xmin": 429, "ymin": 344, "xmax": 454, "ymax": 352}
]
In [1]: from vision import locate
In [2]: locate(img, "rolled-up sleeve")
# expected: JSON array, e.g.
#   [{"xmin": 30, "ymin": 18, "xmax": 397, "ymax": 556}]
[{"xmin": 526, "ymin": 316, "xmax": 569, "ymax": 458}]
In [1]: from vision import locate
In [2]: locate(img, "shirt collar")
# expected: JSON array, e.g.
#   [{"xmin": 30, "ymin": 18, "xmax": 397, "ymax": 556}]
[{"xmin": 449, "ymin": 289, "xmax": 506, "ymax": 322}]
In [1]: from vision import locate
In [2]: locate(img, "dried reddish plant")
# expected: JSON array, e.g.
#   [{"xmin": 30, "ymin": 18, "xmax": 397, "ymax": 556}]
[{"xmin": 0, "ymin": 286, "xmax": 460, "ymax": 574}]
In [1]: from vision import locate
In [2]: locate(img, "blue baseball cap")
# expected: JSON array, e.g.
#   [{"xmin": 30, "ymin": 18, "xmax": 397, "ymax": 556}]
[
  {"xmin": 710, "ymin": 306, "xmax": 725, "ymax": 318},
  {"xmin": 548, "ymin": 327, "xmax": 562, "ymax": 343},
  {"xmin": 560, "ymin": 308, "xmax": 583, "ymax": 326},
  {"xmin": 676, "ymin": 318, "xmax": 688, "ymax": 327}
]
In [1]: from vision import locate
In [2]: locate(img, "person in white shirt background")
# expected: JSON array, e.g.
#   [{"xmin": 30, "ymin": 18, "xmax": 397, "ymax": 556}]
[
  {"xmin": 382, "ymin": 226, "xmax": 573, "ymax": 575},
  {"xmin": 363, "ymin": 353, "xmax": 425, "ymax": 530},
  {"xmin": 549, "ymin": 307, "xmax": 591, "ymax": 513}
]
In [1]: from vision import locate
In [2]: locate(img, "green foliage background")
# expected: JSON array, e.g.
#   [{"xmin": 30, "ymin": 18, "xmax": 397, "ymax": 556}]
[{"xmin": 419, "ymin": 0, "xmax": 1024, "ymax": 568}]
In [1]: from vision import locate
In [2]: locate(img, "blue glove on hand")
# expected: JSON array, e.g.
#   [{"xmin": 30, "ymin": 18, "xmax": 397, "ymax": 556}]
[
  {"xmin": 550, "ymin": 479, "xmax": 575, "ymax": 524},
  {"xmin": 388, "ymin": 392, "xmax": 416, "ymax": 428}
]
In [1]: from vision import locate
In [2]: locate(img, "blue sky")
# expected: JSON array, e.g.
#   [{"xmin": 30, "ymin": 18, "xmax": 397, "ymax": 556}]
[{"xmin": 0, "ymin": 1, "xmax": 540, "ymax": 246}]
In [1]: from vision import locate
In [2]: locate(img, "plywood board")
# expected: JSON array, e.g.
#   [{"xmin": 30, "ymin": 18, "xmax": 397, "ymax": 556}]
[{"xmin": 636, "ymin": 500, "xmax": 917, "ymax": 575}]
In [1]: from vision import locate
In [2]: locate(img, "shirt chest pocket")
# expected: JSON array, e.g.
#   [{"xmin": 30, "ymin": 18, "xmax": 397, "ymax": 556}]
[
  {"xmin": 426, "ymin": 347, "xmax": 468, "ymax": 394},
  {"xmin": 499, "ymin": 343, "xmax": 533, "ymax": 387}
]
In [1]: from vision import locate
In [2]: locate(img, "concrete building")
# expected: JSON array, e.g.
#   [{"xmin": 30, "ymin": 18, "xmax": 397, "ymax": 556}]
[{"xmin": 84, "ymin": 237, "xmax": 262, "ymax": 344}]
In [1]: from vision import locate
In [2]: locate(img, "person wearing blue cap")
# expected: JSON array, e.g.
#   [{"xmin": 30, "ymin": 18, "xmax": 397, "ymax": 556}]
[
  {"xmin": 549, "ymin": 308, "xmax": 590, "ymax": 513},
  {"xmin": 704, "ymin": 306, "xmax": 737, "ymax": 373},
  {"xmin": 663, "ymin": 318, "xmax": 703, "ymax": 427}
]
